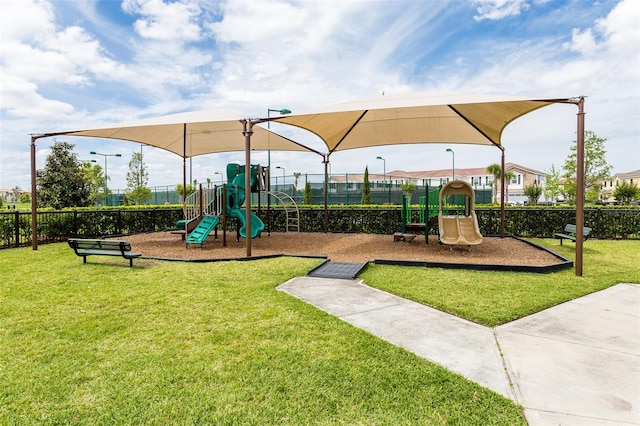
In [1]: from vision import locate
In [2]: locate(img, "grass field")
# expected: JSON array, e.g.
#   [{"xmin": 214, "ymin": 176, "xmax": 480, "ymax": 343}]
[
  {"xmin": 361, "ymin": 238, "xmax": 640, "ymax": 326},
  {"xmin": 1, "ymin": 238, "xmax": 637, "ymax": 424},
  {"xmin": 1, "ymin": 242, "xmax": 525, "ymax": 425}
]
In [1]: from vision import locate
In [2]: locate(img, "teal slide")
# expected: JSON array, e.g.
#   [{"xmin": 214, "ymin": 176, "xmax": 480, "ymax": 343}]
[
  {"xmin": 228, "ymin": 208, "xmax": 265, "ymax": 239},
  {"xmin": 185, "ymin": 215, "xmax": 220, "ymax": 248}
]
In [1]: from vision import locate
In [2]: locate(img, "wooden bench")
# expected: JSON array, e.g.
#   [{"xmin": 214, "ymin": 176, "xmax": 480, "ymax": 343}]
[
  {"xmin": 68, "ymin": 238, "xmax": 142, "ymax": 267},
  {"xmin": 554, "ymin": 224, "xmax": 592, "ymax": 245}
]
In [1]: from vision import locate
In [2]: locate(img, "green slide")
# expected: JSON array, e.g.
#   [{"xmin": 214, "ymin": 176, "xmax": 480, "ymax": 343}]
[
  {"xmin": 185, "ymin": 215, "xmax": 220, "ymax": 248},
  {"xmin": 228, "ymin": 208, "xmax": 265, "ymax": 239}
]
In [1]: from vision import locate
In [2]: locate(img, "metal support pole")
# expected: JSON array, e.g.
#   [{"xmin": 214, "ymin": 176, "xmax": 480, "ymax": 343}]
[
  {"xmin": 323, "ymin": 154, "xmax": 329, "ymax": 233},
  {"xmin": 242, "ymin": 120, "xmax": 254, "ymax": 257},
  {"xmin": 500, "ymin": 147, "xmax": 506, "ymax": 238},
  {"xmin": 182, "ymin": 124, "xmax": 187, "ymax": 219},
  {"xmin": 30, "ymin": 135, "xmax": 38, "ymax": 250},
  {"xmin": 575, "ymin": 98, "xmax": 586, "ymax": 277}
]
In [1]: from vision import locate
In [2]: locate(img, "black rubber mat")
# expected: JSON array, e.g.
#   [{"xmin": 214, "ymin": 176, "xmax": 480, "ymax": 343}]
[{"xmin": 307, "ymin": 261, "xmax": 368, "ymax": 279}]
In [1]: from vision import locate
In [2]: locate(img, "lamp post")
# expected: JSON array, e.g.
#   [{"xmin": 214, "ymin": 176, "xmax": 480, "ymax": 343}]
[
  {"xmin": 276, "ymin": 166, "xmax": 285, "ymax": 192},
  {"xmin": 267, "ymin": 108, "xmax": 292, "ymax": 184},
  {"xmin": 376, "ymin": 156, "xmax": 389, "ymax": 203},
  {"xmin": 446, "ymin": 148, "xmax": 455, "ymax": 180},
  {"xmin": 214, "ymin": 171, "xmax": 223, "ymax": 184},
  {"xmin": 90, "ymin": 151, "xmax": 122, "ymax": 206}
]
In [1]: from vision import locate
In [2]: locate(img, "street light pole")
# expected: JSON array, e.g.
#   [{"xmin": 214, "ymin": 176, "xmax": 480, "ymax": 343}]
[
  {"xmin": 376, "ymin": 156, "xmax": 387, "ymax": 203},
  {"xmin": 90, "ymin": 151, "xmax": 122, "ymax": 206},
  {"xmin": 266, "ymin": 108, "xmax": 292, "ymax": 182},
  {"xmin": 446, "ymin": 148, "xmax": 455, "ymax": 180},
  {"xmin": 214, "ymin": 171, "xmax": 223, "ymax": 184}
]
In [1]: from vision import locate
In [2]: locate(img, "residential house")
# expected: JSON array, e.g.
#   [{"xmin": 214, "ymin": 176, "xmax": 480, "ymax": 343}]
[
  {"xmin": 329, "ymin": 163, "xmax": 548, "ymax": 204},
  {"xmin": 600, "ymin": 169, "xmax": 640, "ymax": 204}
]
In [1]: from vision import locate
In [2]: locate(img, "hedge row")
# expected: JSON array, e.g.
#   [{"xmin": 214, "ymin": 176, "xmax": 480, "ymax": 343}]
[
  {"xmin": 1, "ymin": 207, "xmax": 638, "ymax": 249},
  {"xmin": 264, "ymin": 207, "xmax": 640, "ymax": 239}
]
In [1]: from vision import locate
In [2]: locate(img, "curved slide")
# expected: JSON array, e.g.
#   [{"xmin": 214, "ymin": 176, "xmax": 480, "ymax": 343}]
[
  {"xmin": 185, "ymin": 215, "xmax": 220, "ymax": 248},
  {"xmin": 228, "ymin": 207, "xmax": 265, "ymax": 239}
]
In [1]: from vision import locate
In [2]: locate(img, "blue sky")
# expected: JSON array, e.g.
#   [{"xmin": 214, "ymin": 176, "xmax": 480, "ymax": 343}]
[{"xmin": 1, "ymin": 0, "xmax": 638, "ymax": 190}]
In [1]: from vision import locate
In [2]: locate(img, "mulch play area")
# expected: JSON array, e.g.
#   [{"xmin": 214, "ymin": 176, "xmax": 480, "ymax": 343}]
[{"xmin": 122, "ymin": 231, "xmax": 570, "ymax": 271}]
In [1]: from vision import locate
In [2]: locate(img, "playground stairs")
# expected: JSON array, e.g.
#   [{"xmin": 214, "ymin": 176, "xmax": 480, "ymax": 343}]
[{"xmin": 185, "ymin": 215, "xmax": 220, "ymax": 248}]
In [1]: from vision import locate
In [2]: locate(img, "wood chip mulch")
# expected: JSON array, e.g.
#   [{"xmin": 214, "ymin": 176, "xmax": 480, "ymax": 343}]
[{"xmin": 121, "ymin": 232, "xmax": 562, "ymax": 266}]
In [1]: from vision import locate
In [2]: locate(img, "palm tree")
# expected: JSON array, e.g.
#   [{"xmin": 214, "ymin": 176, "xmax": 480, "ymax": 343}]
[
  {"xmin": 293, "ymin": 172, "xmax": 301, "ymax": 190},
  {"xmin": 486, "ymin": 163, "xmax": 515, "ymax": 204}
]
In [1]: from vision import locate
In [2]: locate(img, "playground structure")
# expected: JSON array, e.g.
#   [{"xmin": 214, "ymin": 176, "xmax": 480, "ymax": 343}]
[
  {"xmin": 438, "ymin": 180, "xmax": 483, "ymax": 246},
  {"xmin": 176, "ymin": 163, "xmax": 300, "ymax": 248},
  {"xmin": 397, "ymin": 186, "xmax": 440, "ymax": 243}
]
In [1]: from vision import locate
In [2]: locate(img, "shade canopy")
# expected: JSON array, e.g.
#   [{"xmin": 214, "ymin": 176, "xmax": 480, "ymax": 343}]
[
  {"xmin": 47, "ymin": 109, "xmax": 321, "ymax": 158},
  {"xmin": 274, "ymin": 92, "xmax": 569, "ymax": 153}
]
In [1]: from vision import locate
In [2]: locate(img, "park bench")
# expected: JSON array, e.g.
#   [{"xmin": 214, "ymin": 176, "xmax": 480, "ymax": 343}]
[
  {"xmin": 554, "ymin": 224, "xmax": 592, "ymax": 245},
  {"xmin": 68, "ymin": 238, "xmax": 142, "ymax": 267}
]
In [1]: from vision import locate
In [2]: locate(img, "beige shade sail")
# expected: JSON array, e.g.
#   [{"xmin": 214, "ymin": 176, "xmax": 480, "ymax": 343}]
[
  {"xmin": 45, "ymin": 109, "xmax": 321, "ymax": 157},
  {"xmin": 274, "ymin": 92, "xmax": 569, "ymax": 153}
]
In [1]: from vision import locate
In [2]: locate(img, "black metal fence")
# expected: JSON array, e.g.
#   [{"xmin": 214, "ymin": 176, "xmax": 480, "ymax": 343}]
[{"xmin": 2, "ymin": 207, "xmax": 638, "ymax": 249}]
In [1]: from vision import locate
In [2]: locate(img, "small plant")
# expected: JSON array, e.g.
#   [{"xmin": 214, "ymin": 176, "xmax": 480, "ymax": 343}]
[{"xmin": 401, "ymin": 181, "xmax": 417, "ymax": 196}]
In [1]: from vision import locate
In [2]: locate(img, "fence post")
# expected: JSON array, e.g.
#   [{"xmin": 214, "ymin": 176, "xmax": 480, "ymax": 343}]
[{"xmin": 14, "ymin": 210, "xmax": 20, "ymax": 248}]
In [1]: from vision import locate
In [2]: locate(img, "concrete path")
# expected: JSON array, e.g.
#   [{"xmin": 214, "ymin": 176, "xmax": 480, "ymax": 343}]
[{"xmin": 277, "ymin": 279, "xmax": 640, "ymax": 425}]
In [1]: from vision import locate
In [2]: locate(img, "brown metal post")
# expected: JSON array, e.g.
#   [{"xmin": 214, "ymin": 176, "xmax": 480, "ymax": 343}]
[
  {"xmin": 323, "ymin": 154, "xmax": 329, "ymax": 233},
  {"xmin": 242, "ymin": 120, "xmax": 253, "ymax": 257},
  {"xmin": 267, "ymin": 166, "xmax": 272, "ymax": 235},
  {"xmin": 198, "ymin": 184, "xmax": 202, "ymax": 218},
  {"xmin": 30, "ymin": 135, "xmax": 38, "ymax": 250},
  {"xmin": 222, "ymin": 184, "xmax": 227, "ymax": 247},
  {"xmin": 575, "ymin": 97, "xmax": 586, "ymax": 277},
  {"xmin": 500, "ymin": 147, "xmax": 506, "ymax": 238},
  {"xmin": 182, "ymin": 123, "xmax": 187, "ymax": 219}
]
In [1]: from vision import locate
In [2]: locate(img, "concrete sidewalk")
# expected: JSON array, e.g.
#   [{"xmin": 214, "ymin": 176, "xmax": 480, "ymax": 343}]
[{"xmin": 277, "ymin": 279, "xmax": 639, "ymax": 425}]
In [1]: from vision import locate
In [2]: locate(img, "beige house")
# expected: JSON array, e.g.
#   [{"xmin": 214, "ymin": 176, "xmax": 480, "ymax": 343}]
[
  {"xmin": 1, "ymin": 188, "xmax": 28, "ymax": 204},
  {"xmin": 600, "ymin": 169, "xmax": 640, "ymax": 204},
  {"xmin": 329, "ymin": 163, "xmax": 548, "ymax": 204}
]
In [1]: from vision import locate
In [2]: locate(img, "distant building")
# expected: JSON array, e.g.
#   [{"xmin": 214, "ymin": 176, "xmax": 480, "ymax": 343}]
[
  {"xmin": 0, "ymin": 188, "xmax": 28, "ymax": 203},
  {"xmin": 600, "ymin": 169, "xmax": 640, "ymax": 204},
  {"xmin": 329, "ymin": 163, "xmax": 547, "ymax": 204}
]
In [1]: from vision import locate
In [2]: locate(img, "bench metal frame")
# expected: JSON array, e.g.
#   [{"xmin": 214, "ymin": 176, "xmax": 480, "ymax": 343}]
[
  {"xmin": 68, "ymin": 238, "xmax": 142, "ymax": 267},
  {"xmin": 555, "ymin": 224, "xmax": 592, "ymax": 245}
]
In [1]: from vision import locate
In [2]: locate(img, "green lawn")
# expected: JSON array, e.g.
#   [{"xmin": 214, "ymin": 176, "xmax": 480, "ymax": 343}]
[
  {"xmin": 361, "ymin": 238, "xmax": 640, "ymax": 326},
  {"xmin": 1, "ymin": 243, "xmax": 525, "ymax": 425}
]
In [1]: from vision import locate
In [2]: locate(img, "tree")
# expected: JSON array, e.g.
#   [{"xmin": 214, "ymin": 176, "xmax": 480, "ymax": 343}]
[
  {"xmin": 361, "ymin": 166, "xmax": 372, "ymax": 204},
  {"xmin": 303, "ymin": 181, "xmax": 312, "ymax": 205},
  {"xmin": 36, "ymin": 140, "xmax": 90, "ymax": 209},
  {"xmin": 544, "ymin": 164, "xmax": 563, "ymax": 202},
  {"xmin": 401, "ymin": 181, "xmax": 417, "ymax": 203},
  {"xmin": 523, "ymin": 183, "xmax": 543, "ymax": 205},
  {"xmin": 82, "ymin": 162, "xmax": 107, "ymax": 205},
  {"xmin": 12, "ymin": 186, "xmax": 21, "ymax": 202},
  {"xmin": 613, "ymin": 182, "xmax": 640, "ymax": 205},
  {"xmin": 293, "ymin": 172, "xmax": 302, "ymax": 190},
  {"xmin": 561, "ymin": 130, "xmax": 612, "ymax": 205},
  {"xmin": 176, "ymin": 183, "xmax": 196, "ymax": 201},
  {"xmin": 126, "ymin": 151, "xmax": 152, "ymax": 205},
  {"xmin": 486, "ymin": 163, "xmax": 515, "ymax": 204}
]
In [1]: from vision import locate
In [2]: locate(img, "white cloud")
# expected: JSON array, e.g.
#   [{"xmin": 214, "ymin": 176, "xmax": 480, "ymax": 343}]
[
  {"xmin": 122, "ymin": 0, "xmax": 202, "ymax": 41},
  {"xmin": 472, "ymin": 0, "xmax": 530, "ymax": 21},
  {"xmin": 1, "ymin": 0, "xmax": 638, "ymax": 190}
]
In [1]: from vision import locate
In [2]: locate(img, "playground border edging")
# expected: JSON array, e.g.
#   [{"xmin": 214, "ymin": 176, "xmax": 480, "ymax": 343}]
[{"xmin": 373, "ymin": 235, "xmax": 573, "ymax": 274}]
